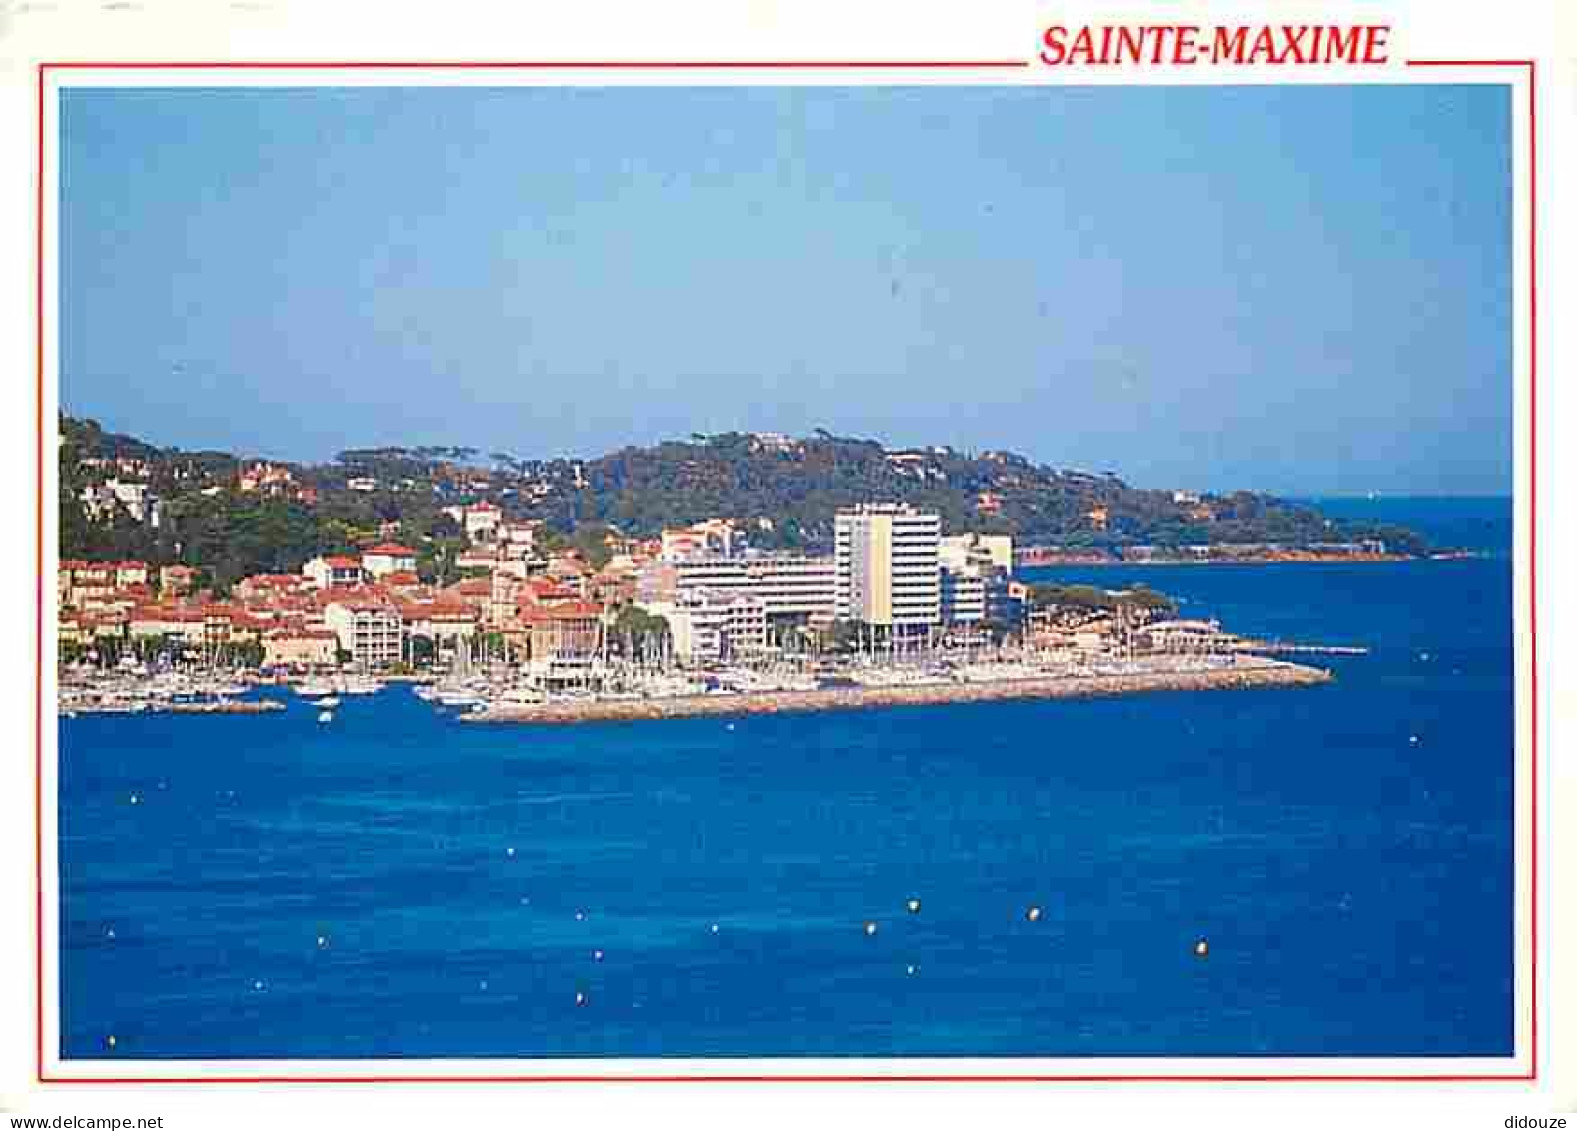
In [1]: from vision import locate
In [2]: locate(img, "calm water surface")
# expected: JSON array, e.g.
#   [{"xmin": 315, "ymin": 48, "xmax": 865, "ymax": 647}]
[{"xmin": 59, "ymin": 498, "xmax": 1515, "ymax": 1058}]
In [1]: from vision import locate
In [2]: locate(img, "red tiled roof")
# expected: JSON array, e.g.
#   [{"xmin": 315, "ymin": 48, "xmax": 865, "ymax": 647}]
[
  {"xmin": 526, "ymin": 577, "xmax": 579, "ymax": 598},
  {"xmin": 323, "ymin": 555, "xmax": 362, "ymax": 569},
  {"xmin": 365, "ymin": 543, "xmax": 416, "ymax": 557},
  {"xmin": 519, "ymin": 600, "xmax": 603, "ymax": 623},
  {"xmin": 322, "ymin": 584, "xmax": 397, "ymax": 613},
  {"xmin": 264, "ymin": 627, "xmax": 335, "ymax": 640},
  {"xmin": 131, "ymin": 604, "xmax": 200, "ymax": 623}
]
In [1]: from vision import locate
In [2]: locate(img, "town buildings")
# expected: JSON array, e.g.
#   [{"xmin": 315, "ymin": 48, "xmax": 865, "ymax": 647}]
[
  {"xmin": 80, "ymin": 478, "xmax": 161, "ymax": 527},
  {"xmin": 58, "ymin": 492, "xmax": 1024, "ymax": 676}
]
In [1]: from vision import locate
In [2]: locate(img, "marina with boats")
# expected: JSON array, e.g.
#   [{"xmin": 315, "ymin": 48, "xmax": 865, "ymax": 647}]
[{"xmin": 59, "ymin": 636, "xmax": 1336, "ymax": 726}]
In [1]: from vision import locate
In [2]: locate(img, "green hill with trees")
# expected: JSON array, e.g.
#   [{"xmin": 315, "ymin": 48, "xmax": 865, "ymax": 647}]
[{"xmin": 57, "ymin": 415, "xmax": 1428, "ymax": 586}]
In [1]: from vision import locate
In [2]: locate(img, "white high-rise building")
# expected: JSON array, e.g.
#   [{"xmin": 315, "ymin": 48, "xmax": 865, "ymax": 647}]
[{"xmin": 834, "ymin": 504, "xmax": 941, "ymax": 632}]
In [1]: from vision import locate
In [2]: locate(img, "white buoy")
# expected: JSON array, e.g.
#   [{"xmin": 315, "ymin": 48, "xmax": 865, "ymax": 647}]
[
  {"xmin": 575, "ymin": 910, "xmax": 586, "ymax": 922},
  {"xmin": 575, "ymin": 990, "xmax": 588, "ymax": 1007},
  {"xmin": 106, "ymin": 927, "xmax": 116, "ymax": 940},
  {"xmin": 129, "ymin": 792, "xmax": 141, "ymax": 806},
  {"xmin": 1409, "ymin": 735, "xmax": 1420, "ymax": 745},
  {"xmin": 709, "ymin": 923, "xmax": 720, "ymax": 934},
  {"xmin": 316, "ymin": 934, "xmax": 328, "ymax": 949},
  {"xmin": 1194, "ymin": 938, "xmax": 1210, "ymax": 958},
  {"xmin": 1025, "ymin": 905, "xmax": 1042, "ymax": 923},
  {"xmin": 253, "ymin": 979, "xmax": 265, "ymax": 991},
  {"xmin": 106, "ymin": 1034, "xmax": 117, "ymax": 1049},
  {"xmin": 906, "ymin": 898, "xmax": 921, "ymax": 914},
  {"xmin": 863, "ymin": 921, "xmax": 878, "ymax": 937},
  {"xmin": 905, "ymin": 964, "xmax": 918, "ymax": 976},
  {"xmin": 479, "ymin": 980, "xmax": 488, "ymax": 991},
  {"xmin": 593, "ymin": 949, "xmax": 604, "ymax": 962},
  {"xmin": 506, "ymin": 847, "xmax": 516, "ymax": 858}
]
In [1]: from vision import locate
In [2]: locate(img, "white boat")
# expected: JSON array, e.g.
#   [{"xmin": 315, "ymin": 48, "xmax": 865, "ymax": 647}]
[
  {"xmin": 313, "ymin": 696, "xmax": 341, "ymax": 709},
  {"xmin": 295, "ymin": 681, "xmax": 335, "ymax": 698},
  {"xmin": 317, "ymin": 710, "xmax": 334, "ymax": 724},
  {"xmin": 338, "ymin": 676, "xmax": 384, "ymax": 695},
  {"xmin": 434, "ymin": 690, "xmax": 485, "ymax": 708}
]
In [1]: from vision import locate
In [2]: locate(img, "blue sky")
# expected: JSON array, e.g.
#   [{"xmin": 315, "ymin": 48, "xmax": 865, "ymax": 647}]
[{"xmin": 60, "ymin": 84, "xmax": 1511, "ymax": 496}]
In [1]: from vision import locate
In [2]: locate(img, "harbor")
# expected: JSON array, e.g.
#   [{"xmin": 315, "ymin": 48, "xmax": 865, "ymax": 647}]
[{"xmin": 461, "ymin": 657, "xmax": 1331, "ymax": 725}]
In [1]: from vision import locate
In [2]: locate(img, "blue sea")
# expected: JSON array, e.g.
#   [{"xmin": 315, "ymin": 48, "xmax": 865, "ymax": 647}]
[{"xmin": 58, "ymin": 497, "xmax": 1515, "ymax": 1059}]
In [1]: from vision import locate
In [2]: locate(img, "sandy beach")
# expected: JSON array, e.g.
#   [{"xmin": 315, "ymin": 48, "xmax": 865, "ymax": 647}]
[{"xmin": 462, "ymin": 659, "xmax": 1332, "ymax": 726}]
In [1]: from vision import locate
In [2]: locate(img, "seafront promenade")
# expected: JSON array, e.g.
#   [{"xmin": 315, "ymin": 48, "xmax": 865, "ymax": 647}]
[{"xmin": 462, "ymin": 659, "xmax": 1332, "ymax": 725}]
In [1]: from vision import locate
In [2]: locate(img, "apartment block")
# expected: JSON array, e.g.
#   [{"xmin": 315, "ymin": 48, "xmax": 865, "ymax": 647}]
[
  {"xmin": 834, "ymin": 504, "xmax": 941, "ymax": 631},
  {"xmin": 673, "ymin": 553, "xmax": 835, "ymax": 623}
]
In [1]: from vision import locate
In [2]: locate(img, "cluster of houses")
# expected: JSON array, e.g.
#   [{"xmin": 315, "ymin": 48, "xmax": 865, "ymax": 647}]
[{"xmin": 56, "ymin": 514, "xmax": 621, "ymax": 678}]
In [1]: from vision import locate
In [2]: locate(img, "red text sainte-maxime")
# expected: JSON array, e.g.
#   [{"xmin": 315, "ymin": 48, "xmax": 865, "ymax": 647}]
[{"xmin": 1039, "ymin": 24, "xmax": 1391, "ymax": 67}]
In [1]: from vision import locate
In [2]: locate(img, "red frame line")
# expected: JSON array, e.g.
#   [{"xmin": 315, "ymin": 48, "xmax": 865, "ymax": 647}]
[
  {"xmin": 39, "ymin": 60, "xmax": 1034, "ymax": 70},
  {"xmin": 33, "ymin": 57, "xmax": 1539, "ymax": 1086}
]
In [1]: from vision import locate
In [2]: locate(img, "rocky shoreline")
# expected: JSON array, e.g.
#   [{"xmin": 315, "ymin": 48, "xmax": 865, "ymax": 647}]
[
  {"xmin": 461, "ymin": 660, "xmax": 1332, "ymax": 726},
  {"xmin": 160, "ymin": 699, "xmax": 286, "ymax": 715}
]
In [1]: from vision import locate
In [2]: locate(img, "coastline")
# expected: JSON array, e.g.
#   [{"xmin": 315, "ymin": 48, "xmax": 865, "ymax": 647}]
[
  {"xmin": 1015, "ymin": 553, "xmax": 1420, "ymax": 568},
  {"xmin": 461, "ymin": 659, "xmax": 1332, "ymax": 726}
]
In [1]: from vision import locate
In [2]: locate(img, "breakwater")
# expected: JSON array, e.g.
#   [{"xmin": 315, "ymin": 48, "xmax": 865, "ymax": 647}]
[{"xmin": 463, "ymin": 660, "xmax": 1331, "ymax": 726}]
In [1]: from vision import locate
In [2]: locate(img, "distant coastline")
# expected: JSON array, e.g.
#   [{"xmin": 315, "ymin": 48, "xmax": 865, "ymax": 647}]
[{"xmin": 1015, "ymin": 547, "xmax": 1425, "ymax": 568}]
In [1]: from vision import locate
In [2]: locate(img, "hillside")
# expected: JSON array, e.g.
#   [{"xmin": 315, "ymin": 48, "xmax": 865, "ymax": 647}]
[{"xmin": 57, "ymin": 416, "xmax": 1428, "ymax": 585}]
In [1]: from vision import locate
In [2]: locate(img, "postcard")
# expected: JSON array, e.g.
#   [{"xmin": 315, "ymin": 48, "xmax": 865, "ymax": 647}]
[{"xmin": 2, "ymin": 1, "xmax": 1566, "ymax": 1127}]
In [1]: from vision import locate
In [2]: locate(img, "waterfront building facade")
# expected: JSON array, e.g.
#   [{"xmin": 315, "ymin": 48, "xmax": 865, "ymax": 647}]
[
  {"xmin": 324, "ymin": 596, "xmax": 402, "ymax": 668},
  {"xmin": 261, "ymin": 628, "xmax": 338, "ymax": 668},
  {"xmin": 834, "ymin": 504, "xmax": 942, "ymax": 634},
  {"xmin": 673, "ymin": 553, "xmax": 836, "ymax": 624},
  {"xmin": 667, "ymin": 589, "xmax": 769, "ymax": 664},
  {"xmin": 514, "ymin": 601, "xmax": 603, "ymax": 663}
]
